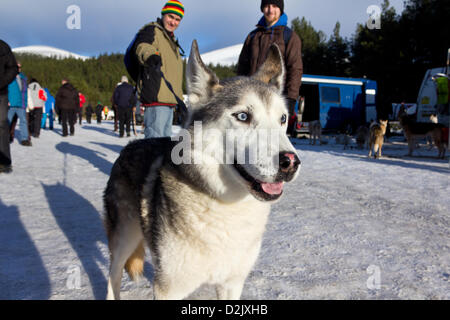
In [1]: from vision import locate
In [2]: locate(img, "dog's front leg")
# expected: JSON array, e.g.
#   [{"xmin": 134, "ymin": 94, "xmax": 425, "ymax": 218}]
[
  {"xmin": 216, "ymin": 276, "xmax": 246, "ymax": 300},
  {"xmin": 408, "ymin": 139, "xmax": 414, "ymax": 156}
]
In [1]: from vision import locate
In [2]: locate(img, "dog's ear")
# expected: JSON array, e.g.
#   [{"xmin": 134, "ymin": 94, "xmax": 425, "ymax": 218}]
[
  {"xmin": 252, "ymin": 44, "xmax": 285, "ymax": 94},
  {"xmin": 186, "ymin": 40, "xmax": 222, "ymax": 107}
]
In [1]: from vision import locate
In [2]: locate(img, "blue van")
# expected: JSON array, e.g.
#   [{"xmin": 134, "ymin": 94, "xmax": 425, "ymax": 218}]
[{"xmin": 291, "ymin": 74, "xmax": 378, "ymax": 134}]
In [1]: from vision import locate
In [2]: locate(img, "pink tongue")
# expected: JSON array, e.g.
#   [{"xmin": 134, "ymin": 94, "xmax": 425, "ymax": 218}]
[{"xmin": 261, "ymin": 182, "xmax": 284, "ymax": 195}]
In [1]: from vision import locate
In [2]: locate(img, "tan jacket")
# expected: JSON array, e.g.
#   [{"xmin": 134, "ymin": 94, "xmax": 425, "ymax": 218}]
[{"xmin": 135, "ymin": 20, "xmax": 183, "ymax": 105}]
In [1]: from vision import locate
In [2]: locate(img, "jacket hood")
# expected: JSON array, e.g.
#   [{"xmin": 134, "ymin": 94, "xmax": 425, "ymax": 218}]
[
  {"xmin": 28, "ymin": 82, "xmax": 42, "ymax": 91},
  {"xmin": 257, "ymin": 13, "xmax": 288, "ymax": 29},
  {"xmin": 62, "ymin": 82, "xmax": 75, "ymax": 90}
]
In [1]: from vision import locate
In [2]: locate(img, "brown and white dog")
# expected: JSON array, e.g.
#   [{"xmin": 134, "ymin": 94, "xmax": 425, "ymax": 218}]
[
  {"xmin": 398, "ymin": 108, "xmax": 447, "ymax": 159},
  {"xmin": 368, "ymin": 120, "xmax": 388, "ymax": 158}
]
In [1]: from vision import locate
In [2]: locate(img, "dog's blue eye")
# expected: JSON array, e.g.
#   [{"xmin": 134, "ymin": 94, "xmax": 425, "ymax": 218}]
[
  {"xmin": 235, "ymin": 112, "xmax": 249, "ymax": 122},
  {"xmin": 281, "ymin": 114, "xmax": 287, "ymax": 124}
]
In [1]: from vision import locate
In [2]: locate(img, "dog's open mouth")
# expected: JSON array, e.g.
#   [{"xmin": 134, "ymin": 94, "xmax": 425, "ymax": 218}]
[{"xmin": 233, "ymin": 163, "xmax": 283, "ymax": 201}]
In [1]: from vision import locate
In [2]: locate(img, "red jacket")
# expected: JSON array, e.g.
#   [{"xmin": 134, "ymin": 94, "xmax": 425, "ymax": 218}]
[{"xmin": 79, "ymin": 93, "xmax": 86, "ymax": 108}]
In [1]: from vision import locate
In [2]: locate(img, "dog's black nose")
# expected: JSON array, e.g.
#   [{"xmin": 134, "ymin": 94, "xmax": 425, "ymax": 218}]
[{"xmin": 279, "ymin": 152, "xmax": 301, "ymax": 172}]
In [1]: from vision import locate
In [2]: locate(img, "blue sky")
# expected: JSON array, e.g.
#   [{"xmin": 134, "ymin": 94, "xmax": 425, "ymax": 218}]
[{"xmin": 0, "ymin": 0, "xmax": 405, "ymax": 57}]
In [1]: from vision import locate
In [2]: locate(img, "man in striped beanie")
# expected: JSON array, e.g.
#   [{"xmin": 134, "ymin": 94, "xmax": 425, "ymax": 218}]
[
  {"xmin": 129, "ymin": 0, "xmax": 185, "ymax": 138},
  {"xmin": 161, "ymin": 0, "xmax": 185, "ymax": 19}
]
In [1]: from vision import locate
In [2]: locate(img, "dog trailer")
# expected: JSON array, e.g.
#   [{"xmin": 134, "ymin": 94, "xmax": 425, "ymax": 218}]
[
  {"xmin": 415, "ymin": 48, "xmax": 450, "ymax": 128},
  {"xmin": 415, "ymin": 67, "xmax": 449, "ymax": 125},
  {"xmin": 292, "ymin": 74, "xmax": 378, "ymax": 134}
]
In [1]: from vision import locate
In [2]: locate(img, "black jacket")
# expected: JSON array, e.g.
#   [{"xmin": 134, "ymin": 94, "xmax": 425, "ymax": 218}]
[
  {"xmin": 0, "ymin": 40, "xmax": 18, "ymax": 95},
  {"xmin": 85, "ymin": 104, "xmax": 94, "ymax": 115},
  {"xmin": 55, "ymin": 83, "xmax": 79, "ymax": 112},
  {"xmin": 113, "ymin": 82, "xmax": 136, "ymax": 108}
]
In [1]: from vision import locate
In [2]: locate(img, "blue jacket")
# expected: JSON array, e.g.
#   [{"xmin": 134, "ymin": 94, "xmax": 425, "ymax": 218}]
[
  {"xmin": 113, "ymin": 82, "xmax": 136, "ymax": 108},
  {"xmin": 8, "ymin": 72, "xmax": 27, "ymax": 108},
  {"xmin": 257, "ymin": 13, "xmax": 288, "ymax": 30},
  {"xmin": 44, "ymin": 88, "xmax": 55, "ymax": 113}
]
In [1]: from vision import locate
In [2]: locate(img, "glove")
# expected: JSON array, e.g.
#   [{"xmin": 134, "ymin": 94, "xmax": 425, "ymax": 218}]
[{"xmin": 145, "ymin": 54, "xmax": 162, "ymax": 68}]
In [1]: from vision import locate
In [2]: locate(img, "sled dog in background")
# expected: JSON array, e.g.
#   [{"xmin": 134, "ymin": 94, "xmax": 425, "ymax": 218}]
[
  {"xmin": 355, "ymin": 125, "xmax": 370, "ymax": 149},
  {"xmin": 103, "ymin": 41, "xmax": 301, "ymax": 300},
  {"xmin": 398, "ymin": 107, "xmax": 447, "ymax": 158},
  {"xmin": 368, "ymin": 120, "xmax": 388, "ymax": 158},
  {"xmin": 309, "ymin": 120, "xmax": 322, "ymax": 145}
]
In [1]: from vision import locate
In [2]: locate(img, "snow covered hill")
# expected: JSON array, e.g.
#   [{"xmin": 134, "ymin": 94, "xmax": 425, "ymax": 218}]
[
  {"xmin": 11, "ymin": 43, "xmax": 240, "ymax": 65},
  {"xmin": 200, "ymin": 44, "xmax": 243, "ymax": 66},
  {"xmin": 12, "ymin": 45, "xmax": 89, "ymax": 60},
  {"xmin": 0, "ymin": 121, "xmax": 449, "ymax": 300}
]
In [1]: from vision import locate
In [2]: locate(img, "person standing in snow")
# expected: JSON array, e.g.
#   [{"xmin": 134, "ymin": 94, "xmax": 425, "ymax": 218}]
[
  {"xmin": 8, "ymin": 61, "xmax": 31, "ymax": 146},
  {"xmin": 95, "ymin": 102, "xmax": 103, "ymax": 124},
  {"xmin": 85, "ymin": 103, "xmax": 94, "ymax": 124},
  {"xmin": 132, "ymin": 0, "xmax": 185, "ymax": 138},
  {"xmin": 0, "ymin": 40, "xmax": 18, "ymax": 173},
  {"xmin": 113, "ymin": 76, "xmax": 136, "ymax": 137},
  {"xmin": 27, "ymin": 78, "xmax": 47, "ymax": 138},
  {"xmin": 55, "ymin": 78, "xmax": 79, "ymax": 137},
  {"xmin": 41, "ymin": 88, "xmax": 55, "ymax": 131},
  {"xmin": 110, "ymin": 89, "xmax": 119, "ymax": 132},
  {"xmin": 78, "ymin": 92, "xmax": 86, "ymax": 125},
  {"xmin": 237, "ymin": 0, "xmax": 303, "ymax": 131},
  {"xmin": 103, "ymin": 105, "xmax": 109, "ymax": 120}
]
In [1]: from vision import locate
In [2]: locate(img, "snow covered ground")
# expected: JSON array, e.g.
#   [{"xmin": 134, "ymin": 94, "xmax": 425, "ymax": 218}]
[{"xmin": 0, "ymin": 121, "xmax": 448, "ymax": 300}]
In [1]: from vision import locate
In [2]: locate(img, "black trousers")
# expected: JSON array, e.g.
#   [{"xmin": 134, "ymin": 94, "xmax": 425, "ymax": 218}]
[
  {"xmin": 86, "ymin": 113, "xmax": 92, "ymax": 124},
  {"xmin": 118, "ymin": 107, "xmax": 132, "ymax": 136},
  {"xmin": 61, "ymin": 109, "xmax": 77, "ymax": 136},
  {"xmin": 29, "ymin": 108, "xmax": 43, "ymax": 137},
  {"xmin": 0, "ymin": 95, "xmax": 11, "ymax": 166}
]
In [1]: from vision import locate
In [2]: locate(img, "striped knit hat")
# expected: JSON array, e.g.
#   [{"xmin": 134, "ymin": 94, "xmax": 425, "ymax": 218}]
[{"xmin": 161, "ymin": 0, "xmax": 185, "ymax": 19}]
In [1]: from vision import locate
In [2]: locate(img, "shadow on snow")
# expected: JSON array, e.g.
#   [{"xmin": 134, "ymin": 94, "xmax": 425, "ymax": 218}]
[{"xmin": 0, "ymin": 198, "xmax": 51, "ymax": 299}]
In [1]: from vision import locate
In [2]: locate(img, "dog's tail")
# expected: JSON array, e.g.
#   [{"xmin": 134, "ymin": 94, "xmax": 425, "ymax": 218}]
[{"xmin": 124, "ymin": 241, "xmax": 145, "ymax": 281}]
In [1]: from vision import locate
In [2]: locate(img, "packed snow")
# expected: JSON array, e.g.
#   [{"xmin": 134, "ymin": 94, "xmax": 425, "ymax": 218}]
[{"xmin": 0, "ymin": 121, "xmax": 449, "ymax": 300}]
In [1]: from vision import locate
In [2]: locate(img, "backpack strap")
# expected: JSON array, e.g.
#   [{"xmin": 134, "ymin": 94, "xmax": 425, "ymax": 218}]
[
  {"xmin": 283, "ymin": 26, "xmax": 293, "ymax": 47},
  {"xmin": 249, "ymin": 26, "xmax": 293, "ymax": 53}
]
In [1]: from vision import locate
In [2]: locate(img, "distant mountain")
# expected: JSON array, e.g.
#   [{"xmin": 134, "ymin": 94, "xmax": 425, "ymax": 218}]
[
  {"xmin": 12, "ymin": 45, "xmax": 89, "ymax": 60},
  {"xmin": 11, "ymin": 44, "xmax": 242, "ymax": 66},
  {"xmin": 200, "ymin": 44, "xmax": 243, "ymax": 66}
]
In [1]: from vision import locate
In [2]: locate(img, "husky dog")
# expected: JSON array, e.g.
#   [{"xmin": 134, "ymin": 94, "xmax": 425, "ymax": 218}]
[
  {"xmin": 309, "ymin": 120, "xmax": 322, "ymax": 145},
  {"xmin": 104, "ymin": 41, "xmax": 301, "ymax": 300},
  {"xmin": 398, "ymin": 107, "xmax": 446, "ymax": 158},
  {"xmin": 335, "ymin": 134, "xmax": 351, "ymax": 149},
  {"xmin": 368, "ymin": 120, "xmax": 388, "ymax": 158},
  {"xmin": 355, "ymin": 125, "xmax": 369, "ymax": 149}
]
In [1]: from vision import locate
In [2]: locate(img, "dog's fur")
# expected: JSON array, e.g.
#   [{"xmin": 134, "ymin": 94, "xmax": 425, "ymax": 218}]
[
  {"xmin": 103, "ymin": 41, "xmax": 301, "ymax": 300},
  {"xmin": 368, "ymin": 120, "xmax": 388, "ymax": 158},
  {"xmin": 398, "ymin": 108, "xmax": 447, "ymax": 158},
  {"xmin": 355, "ymin": 125, "xmax": 370, "ymax": 149},
  {"xmin": 309, "ymin": 120, "xmax": 322, "ymax": 145}
]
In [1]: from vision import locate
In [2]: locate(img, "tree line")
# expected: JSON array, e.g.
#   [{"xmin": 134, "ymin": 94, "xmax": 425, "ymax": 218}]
[{"xmin": 15, "ymin": 0, "xmax": 449, "ymax": 119}]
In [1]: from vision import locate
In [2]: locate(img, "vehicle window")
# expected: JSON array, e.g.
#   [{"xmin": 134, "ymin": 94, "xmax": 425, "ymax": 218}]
[
  {"xmin": 365, "ymin": 89, "xmax": 376, "ymax": 104},
  {"xmin": 321, "ymin": 87, "xmax": 340, "ymax": 103}
]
